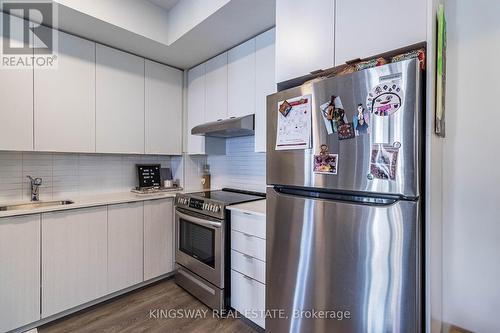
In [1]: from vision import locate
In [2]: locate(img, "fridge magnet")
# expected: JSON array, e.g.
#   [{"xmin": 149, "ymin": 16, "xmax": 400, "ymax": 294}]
[
  {"xmin": 313, "ymin": 144, "xmax": 338, "ymax": 175},
  {"xmin": 353, "ymin": 104, "xmax": 370, "ymax": 135},
  {"xmin": 275, "ymin": 95, "xmax": 312, "ymax": 151},
  {"xmin": 279, "ymin": 100, "xmax": 293, "ymax": 117},
  {"xmin": 319, "ymin": 96, "xmax": 346, "ymax": 134},
  {"xmin": 368, "ymin": 142, "xmax": 400, "ymax": 180},
  {"xmin": 366, "ymin": 81, "xmax": 404, "ymax": 117},
  {"xmin": 338, "ymin": 123, "xmax": 356, "ymax": 140}
]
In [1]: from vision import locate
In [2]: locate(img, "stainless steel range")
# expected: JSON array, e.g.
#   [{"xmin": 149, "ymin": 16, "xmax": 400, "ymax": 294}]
[{"xmin": 174, "ymin": 188, "xmax": 265, "ymax": 311}]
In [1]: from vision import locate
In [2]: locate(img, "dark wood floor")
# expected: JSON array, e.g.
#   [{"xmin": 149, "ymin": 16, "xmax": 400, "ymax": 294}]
[{"xmin": 39, "ymin": 279, "xmax": 258, "ymax": 333}]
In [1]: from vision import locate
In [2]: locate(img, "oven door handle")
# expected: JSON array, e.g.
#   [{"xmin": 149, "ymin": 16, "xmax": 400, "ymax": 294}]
[{"xmin": 176, "ymin": 210, "xmax": 222, "ymax": 229}]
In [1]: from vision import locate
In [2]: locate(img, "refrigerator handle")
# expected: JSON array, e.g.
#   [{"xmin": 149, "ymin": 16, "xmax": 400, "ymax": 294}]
[{"xmin": 273, "ymin": 186, "xmax": 409, "ymax": 207}]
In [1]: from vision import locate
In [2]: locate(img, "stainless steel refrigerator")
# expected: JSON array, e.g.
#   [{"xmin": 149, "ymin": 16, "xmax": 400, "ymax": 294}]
[{"xmin": 266, "ymin": 58, "xmax": 423, "ymax": 333}]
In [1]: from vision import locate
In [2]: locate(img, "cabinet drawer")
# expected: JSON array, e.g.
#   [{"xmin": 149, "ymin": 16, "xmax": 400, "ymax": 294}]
[
  {"xmin": 231, "ymin": 211, "xmax": 266, "ymax": 239},
  {"xmin": 231, "ymin": 230, "xmax": 266, "ymax": 261},
  {"xmin": 231, "ymin": 270, "xmax": 265, "ymax": 328},
  {"xmin": 231, "ymin": 250, "xmax": 265, "ymax": 284}
]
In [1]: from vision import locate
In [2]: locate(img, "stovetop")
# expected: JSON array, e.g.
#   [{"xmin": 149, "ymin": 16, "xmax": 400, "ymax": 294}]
[{"xmin": 175, "ymin": 188, "xmax": 265, "ymax": 220}]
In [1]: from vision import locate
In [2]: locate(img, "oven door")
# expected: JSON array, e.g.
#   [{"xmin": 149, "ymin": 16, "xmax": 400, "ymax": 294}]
[{"xmin": 175, "ymin": 208, "xmax": 224, "ymax": 288}]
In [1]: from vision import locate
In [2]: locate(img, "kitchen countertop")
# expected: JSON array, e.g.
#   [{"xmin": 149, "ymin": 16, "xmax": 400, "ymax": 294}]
[
  {"xmin": 0, "ymin": 190, "xmax": 182, "ymax": 218},
  {"xmin": 227, "ymin": 199, "xmax": 266, "ymax": 216}
]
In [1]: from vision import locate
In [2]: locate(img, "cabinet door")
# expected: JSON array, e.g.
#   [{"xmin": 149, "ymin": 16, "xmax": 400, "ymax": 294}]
[
  {"xmin": 0, "ymin": 13, "xmax": 33, "ymax": 151},
  {"xmin": 145, "ymin": 60, "xmax": 183, "ymax": 155},
  {"xmin": 34, "ymin": 29, "xmax": 96, "ymax": 153},
  {"xmin": 96, "ymin": 44, "xmax": 145, "ymax": 154},
  {"xmin": 0, "ymin": 215, "xmax": 40, "ymax": 332},
  {"xmin": 144, "ymin": 199, "xmax": 174, "ymax": 280},
  {"xmin": 205, "ymin": 52, "xmax": 228, "ymax": 122},
  {"xmin": 228, "ymin": 38, "xmax": 256, "ymax": 119},
  {"xmin": 42, "ymin": 207, "xmax": 107, "ymax": 318},
  {"xmin": 186, "ymin": 63, "xmax": 206, "ymax": 154},
  {"xmin": 255, "ymin": 29, "xmax": 276, "ymax": 153},
  {"xmin": 335, "ymin": 0, "xmax": 427, "ymax": 65},
  {"xmin": 108, "ymin": 202, "xmax": 144, "ymax": 293},
  {"xmin": 276, "ymin": 0, "xmax": 335, "ymax": 83}
]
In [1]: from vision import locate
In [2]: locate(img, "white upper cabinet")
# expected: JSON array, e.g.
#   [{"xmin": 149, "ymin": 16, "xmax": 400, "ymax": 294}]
[
  {"xmin": 276, "ymin": 0, "xmax": 335, "ymax": 83},
  {"xmin": 335, "ymin": 0, "xmax": 427, "ymax": 65},
  {"xmin": 186, "ymin": 63, "xmax": 206, "ymax": 154},
  {"xmin": 96, "ymin": 44, "xmax": 145, "ymax": 154},
  {"xmin": 34, "ymin": 29, "xmax": 96, "ymax": 153},
  {"xmin": 228, "ymin": 38, "xmax": 256, "ymax": 119},
  {"xmin": 145, "ymin": 60, "xmax": 183, "ymax": 155},
  {"xmin": 0, "ymin": 14, "xmax": 33, "ymax": 151},
  {"xmin": 205, "ymin": 52, "xmax": 228, "ymax": 122},
  {"xmin": 255, "ymin": 29, "xmax": 276, "ymax": 153}
]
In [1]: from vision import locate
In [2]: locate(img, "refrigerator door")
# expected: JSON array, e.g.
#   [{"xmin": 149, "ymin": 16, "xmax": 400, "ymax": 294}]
[
  {"xmin": 266, "ymin": 188, "xmax": 421, "ymax": 333},
  {"xmin": 267, "ymin": 58, "xmax": 423, "ymax": 198}
]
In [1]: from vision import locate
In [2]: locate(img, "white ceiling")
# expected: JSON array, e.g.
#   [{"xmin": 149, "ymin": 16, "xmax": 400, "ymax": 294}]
[
  {"xmin": 147, "ymin": 0, "xmax": 181, "ymax": 11},
  {"xmin": 49, "ymin": 0, "xmax": 275, "ymax": 69}
]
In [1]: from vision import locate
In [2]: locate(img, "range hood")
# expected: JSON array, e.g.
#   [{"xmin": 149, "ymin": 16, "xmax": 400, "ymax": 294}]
[{"xmin": 191, "ymin": 114, "xmax": 255, "ymax": 138}]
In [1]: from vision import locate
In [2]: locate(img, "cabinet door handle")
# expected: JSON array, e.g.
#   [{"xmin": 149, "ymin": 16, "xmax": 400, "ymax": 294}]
[{"xmin": 242, "ymin": 274, "xmax": 253, "ymax": 281}]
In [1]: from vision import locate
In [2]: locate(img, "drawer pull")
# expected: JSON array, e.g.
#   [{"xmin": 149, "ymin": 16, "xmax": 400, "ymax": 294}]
[
  {"xmin": 243, "ymin": 233, "xmax": 253, "ymax": 238},
  {"xmin": 243, "ymin": 254, "xmax": 254, "ymax": 260},
  {"xmin": 242, "ymin": 274, "xmax": 253, "ymax": 281}
]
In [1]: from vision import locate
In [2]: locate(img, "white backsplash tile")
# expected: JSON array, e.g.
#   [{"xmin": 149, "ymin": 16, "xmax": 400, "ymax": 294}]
[
  {"xmin": 207, "ymin": 136, "xmax": 266, "ymax": 193},
  {"xmin": 0, "ymin": 151, "xmax": 173, "ymax": 203}
]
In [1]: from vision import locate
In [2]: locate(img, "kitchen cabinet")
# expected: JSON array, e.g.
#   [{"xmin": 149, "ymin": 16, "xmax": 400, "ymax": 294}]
[
  {"xmin": 145, "ymin": 60, "xmax": 183, "ymax": 155},
  {"xmin": 0, "ymin": 13, "xmax": 33, "ymax": 151},
  {"xmin": 231, "ymin": 270, "xmax": 266, "ymax": 328},
  {"xmin": 205, "ymin": 52, "xmax": 228, "ymax": 123},
  {"xmin": 34, "ymin": 29, "xmax": 96, "ymax": 153},
  {"xmin": 186, "ymin": 63, "xmax": 206, "ymax": 154},
  {"xmin": 255, "ymin": 28, "xmax": 276, "ymax": 153},
  {"xmin": 228, "ymin": 39, "xmax": 256, "ymax": 119},
  {"xmin": 41, "ymin": 207, "xmax": 108, "ymax": 318},
  {"xmin": 230, "ymin": 209, "xmax": 266, "ymax": 328},
  {"xmin": 96, "ymin": 44, "xmax": 145, "ymax": 154},
  {"xmin": 0, "ymin": 215, "xmax": 40, "ymax": 333},
  {"xmin": 275, "ymin": 0, "xmax": 335, "ymax": 83},
  {"xmin": 144, "ymin": 199, "xmax": 174, "ymax": 280},
  {"xmin": 107, "ymin": 202, "xmax": 144, "ymax": 293},
  {"xmin": 335, "ymin": 0, "xmax": 427, "ymax": 65}
]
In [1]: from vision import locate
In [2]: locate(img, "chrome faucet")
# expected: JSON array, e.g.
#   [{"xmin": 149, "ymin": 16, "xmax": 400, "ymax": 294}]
[{"xmin": 27, "ymin": 176, "xmax": 43, "ymax": 202}]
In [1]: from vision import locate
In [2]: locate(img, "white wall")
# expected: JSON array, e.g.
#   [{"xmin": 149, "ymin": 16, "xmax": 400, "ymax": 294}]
[
  {"xmin": 443, "ymin": 1, "xmax": 500, "ymax": 332},
  {"xmin": 0, "ymin": 152, "xmax": 173, "ymax": 202}
]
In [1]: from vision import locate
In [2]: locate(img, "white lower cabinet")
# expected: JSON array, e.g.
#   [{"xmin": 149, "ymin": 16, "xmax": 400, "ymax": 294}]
[
  {"xmin": 144, "ymin": 199, "xmax": 174, "ymax": 280},
  {"xmin": 0, "ymin": 215, "xmax": 40, "ymax": 333},
  {"xmin": 41, "ymin": 207, "xmax": 108, "ymax": 318},
  {"xmin": 231, "ymin": 250, "xmax": 265, "ymax": 284},
  {"xmin": 230, "ymin": 209, "xmax": 267, "ymax": 329},
  {"xmin": 231, "ymin": 270, "xmax": 266, "ymax": 329},
  {"xmin": 2, "ymin": 198, "xmax": 174, "ymax": 332},
  {"xmin": 108, "ymin": 202, "xmax": 144, "ymax": 293},
  {"xmin": 231, "ymin": 230, "xmax": 266, "ymax": 262}
]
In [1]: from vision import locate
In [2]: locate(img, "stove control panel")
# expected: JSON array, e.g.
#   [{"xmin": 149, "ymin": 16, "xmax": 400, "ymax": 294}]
[{"xmin": 175, "ymin": 194, "xmax": 224, "ymax": 219}]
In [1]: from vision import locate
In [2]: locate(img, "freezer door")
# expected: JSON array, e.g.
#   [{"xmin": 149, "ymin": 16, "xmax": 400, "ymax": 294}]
[
  {"xmin": 266, "ymin": 188, "xmax": 421, "ymax": 333},
  {"xmin": 267, "ymin": 58, "xmax": 423, "ymax": 198}
]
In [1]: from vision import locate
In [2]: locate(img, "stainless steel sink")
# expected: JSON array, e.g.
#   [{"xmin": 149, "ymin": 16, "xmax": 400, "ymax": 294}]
[{"xmin": 0, "ymin": 200, "xmax": 75, "ymax": 211}]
